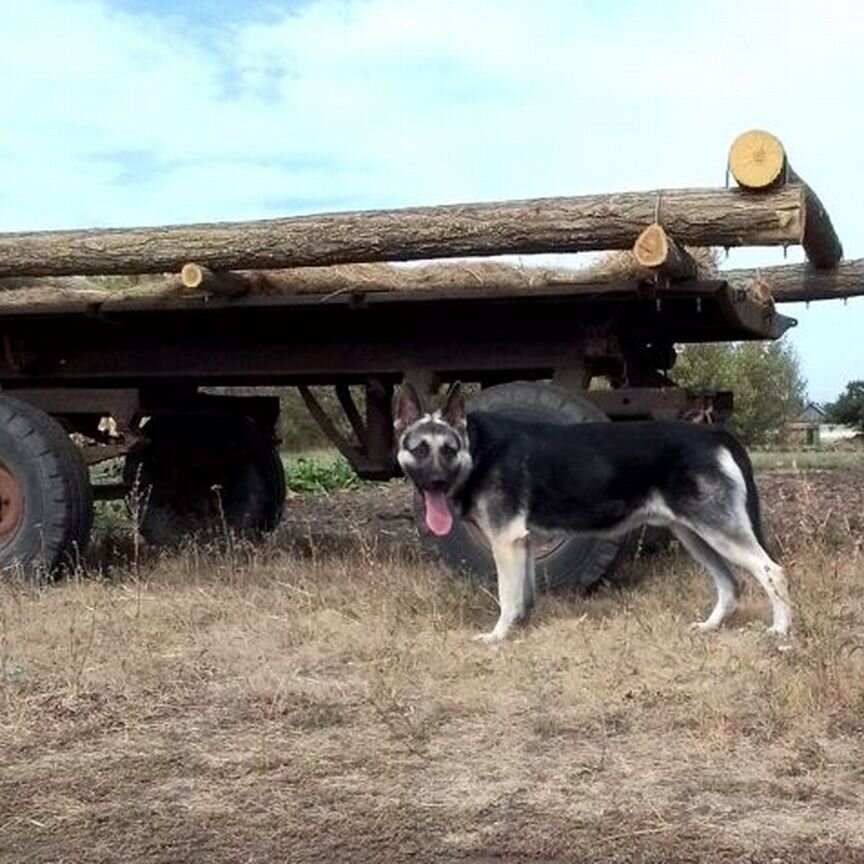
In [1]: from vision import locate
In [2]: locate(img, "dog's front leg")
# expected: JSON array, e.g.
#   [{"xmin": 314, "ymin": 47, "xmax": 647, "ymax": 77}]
[{"xmin": 475, "ymin": 529, "xmax": 533, "ymax": 643}]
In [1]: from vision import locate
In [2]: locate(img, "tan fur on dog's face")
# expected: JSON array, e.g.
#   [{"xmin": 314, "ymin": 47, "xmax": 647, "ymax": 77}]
[{"xmin": 394, "ymin": 384, "xmax": 471, "ymax": 492}]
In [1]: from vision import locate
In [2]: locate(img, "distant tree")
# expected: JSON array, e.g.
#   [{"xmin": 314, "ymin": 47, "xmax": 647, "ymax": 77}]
[
  {"xmin": 824, "ymin": 381, "xmax": 864, "ymax": 430},
  {"xmin": 672, "ymin": 339, "xmax": 806, "ymax": 444}
]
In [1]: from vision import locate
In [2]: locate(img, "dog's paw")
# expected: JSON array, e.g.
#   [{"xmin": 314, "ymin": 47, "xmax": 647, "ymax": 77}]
[
  {"xmin": 473, "ymin": 630, "xmax": 505, "ymax": 645},
  {"xmin": 763, "ymin": 624, "xmax": 794, "ymax": 653},
  {"xmin": 689, "ymin": 620, "xmax": 720, "ymax": 633}
]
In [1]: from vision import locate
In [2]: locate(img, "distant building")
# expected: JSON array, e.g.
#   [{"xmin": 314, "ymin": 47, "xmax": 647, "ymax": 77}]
[
  {"xmin": 797, "ymin": 403, "xmax": 825, "ymax": 425},
  {"xmin": 786, "ymin": 402, "xmax": 859, "ymax": 446}
]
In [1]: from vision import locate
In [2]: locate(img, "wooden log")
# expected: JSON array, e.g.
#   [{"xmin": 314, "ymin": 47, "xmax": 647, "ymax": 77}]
[
  {"xmin": 722, "ymin": 259, "xmax": 864, "ymax": 303},
  {"xmin": 728, "ymin": 129, "xmax": 788, "ymax": 190},
  {"xmin": 0, "ymin": 186, "xmax": 808, "ymax": 278},
  {"xmin": 4, "ymin": 256, "xmax": 862, "ymax": 310},
  {"xmin": 179, "ymin": 263, "xmax": 251, "ymax": 298},
  {"xmin": 728, "ymin": 129, "xmax": 842, "ymax": 269},
  {"xmin": 632, "ymin": 223, "xmax": 699, "ymax": 281}
]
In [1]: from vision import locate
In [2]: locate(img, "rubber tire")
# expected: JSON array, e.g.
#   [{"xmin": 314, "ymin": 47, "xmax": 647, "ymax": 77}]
[
  {"xmin": 0, "ymin": 394, "xmax": 93, "ymax": 576},
  {"xmin": 423, "ymin": 381, "xmax": 629, "ymax": 592},
  {"xmin": 124, "ymin": 415, "xmax": 285, "ymax": 547}
]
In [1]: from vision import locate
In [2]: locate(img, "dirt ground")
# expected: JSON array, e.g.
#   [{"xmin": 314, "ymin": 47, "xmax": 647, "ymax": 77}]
[{"xmin": 1, "ymin": 468, "xmax": 864, "ymax": 863}]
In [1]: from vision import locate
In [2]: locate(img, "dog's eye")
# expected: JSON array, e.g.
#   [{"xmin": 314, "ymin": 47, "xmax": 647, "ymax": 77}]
[
  {"xmin": 440, "ymin": 443, "xmax": 458, "ymax": 460},
  {"xmin": 409, "ymin": 441, "xmax": 430, "ymax": 459}
]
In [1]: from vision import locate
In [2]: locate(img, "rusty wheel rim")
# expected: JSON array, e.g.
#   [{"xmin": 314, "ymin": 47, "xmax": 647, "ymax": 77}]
[{"xmin": 0, "ymin": 461, "xmax": 24, "ymax": 546}]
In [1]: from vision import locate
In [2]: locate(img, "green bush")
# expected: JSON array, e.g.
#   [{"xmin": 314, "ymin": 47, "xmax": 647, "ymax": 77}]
[
  {"xmin": 672, "ymin": 338, "xmax": 806, "ymax": 445},
  {"xmin": 283, "ymin": 454, "xmax": 358, "ymax": 493}
]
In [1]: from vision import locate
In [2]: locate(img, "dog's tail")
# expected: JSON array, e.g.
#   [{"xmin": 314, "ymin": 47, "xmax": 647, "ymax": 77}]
[{"xmin": 720, "ymin": 432, "xmax": 776, "ymax": 560}]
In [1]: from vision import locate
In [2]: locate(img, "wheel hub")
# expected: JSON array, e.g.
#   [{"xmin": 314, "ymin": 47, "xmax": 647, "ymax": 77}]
[{"xmin": 0, "ymin": 461, "xmax": 24, "ymax": 545}]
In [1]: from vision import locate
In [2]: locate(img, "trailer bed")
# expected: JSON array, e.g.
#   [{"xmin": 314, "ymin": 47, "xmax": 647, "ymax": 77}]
[{"xmin": 0, "ymin": 275, "xmax": 791, "ymax": 387}]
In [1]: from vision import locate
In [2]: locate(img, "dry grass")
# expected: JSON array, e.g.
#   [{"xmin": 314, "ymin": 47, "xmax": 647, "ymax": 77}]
[
  {"xmin": 751, "ymin": 449, "xmax": 864, "ymax": 472},
  {"xmin": 2, "ymin": 499, "xmax": 864, "ymax": 862}
]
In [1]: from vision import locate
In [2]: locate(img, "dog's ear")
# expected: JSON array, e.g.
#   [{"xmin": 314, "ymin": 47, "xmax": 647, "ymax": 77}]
[
  {"xmin": 393, "ymin": 383, "xmax": 423, "ymax": 434},
  {"xmin": 441, "ymin": 381, "xmax": 466, "ymax": 428}
]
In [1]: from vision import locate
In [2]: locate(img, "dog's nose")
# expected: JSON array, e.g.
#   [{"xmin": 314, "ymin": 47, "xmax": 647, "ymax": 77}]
[{"xmin": 415, "ymin": 467, "xmax": 450, "ymax": 488}]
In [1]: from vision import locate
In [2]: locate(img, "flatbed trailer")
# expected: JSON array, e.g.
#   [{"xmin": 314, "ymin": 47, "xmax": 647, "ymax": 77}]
[{"xmin": 0, "ymin": 130, "xmax": 859, "ymax": 586}]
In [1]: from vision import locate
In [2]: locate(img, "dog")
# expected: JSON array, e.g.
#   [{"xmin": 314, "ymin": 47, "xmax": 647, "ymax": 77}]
[{"xmin": 394, "ymin": 382, "xmax": 792, "ymax": 643}]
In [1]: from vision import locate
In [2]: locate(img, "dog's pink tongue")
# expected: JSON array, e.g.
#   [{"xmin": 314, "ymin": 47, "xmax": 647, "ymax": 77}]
[{"xmin": 423, "ymin": 490, "xmax": 453, "ymax": 536}]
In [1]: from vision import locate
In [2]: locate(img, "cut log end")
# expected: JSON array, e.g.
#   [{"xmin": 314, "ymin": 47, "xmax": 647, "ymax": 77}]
[
  {"xmin": 633, "ymin": 223, "xmax": 669, "ymax": 269},
  {"xmin": 747, "ymin": 278, "xmax": 775, "ymax": 307},
  {"xmin": 729, "ymin": 129, "xmax": 842, "ymax": 268},
  {"xmin": 632, "ymin": 223, "xmax": 698, "ymax": 281},
  {"xmin": 180, "ymin": 262, "xmax": 206, "ymax": 289},
  {"xmin": 728, "ymin": 129, "xmax": 787, "ymax": 191},
  {"xmin": 179, "ymin": 262, "xmax": 251, "ymax": 297}
]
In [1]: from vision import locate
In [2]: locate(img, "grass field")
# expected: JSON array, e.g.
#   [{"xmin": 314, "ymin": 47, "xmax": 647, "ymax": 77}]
[
  {"xmin": 750, "ymin": 449, "xmax": 864, "ymax": 472},
  {"xmin": 2, "ymin": 471, "xmax": 864, "ymax": 862}
]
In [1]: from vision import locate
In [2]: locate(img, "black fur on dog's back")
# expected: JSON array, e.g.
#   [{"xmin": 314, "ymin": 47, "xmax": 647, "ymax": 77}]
[{"xmin": 453, "ymin": 413, "xmax": 767, "ymax": 544}]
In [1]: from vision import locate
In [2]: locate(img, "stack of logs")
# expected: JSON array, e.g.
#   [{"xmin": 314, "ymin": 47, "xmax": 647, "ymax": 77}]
[{"xmin": 0, "ymin": 130, "xmax": 859, "ymax": 305}]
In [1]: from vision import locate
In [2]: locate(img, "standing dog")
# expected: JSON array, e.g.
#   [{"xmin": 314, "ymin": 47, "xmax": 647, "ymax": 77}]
[{"xmin": 395, "ymin": 383, "xmax": 792, "ymax": 643}]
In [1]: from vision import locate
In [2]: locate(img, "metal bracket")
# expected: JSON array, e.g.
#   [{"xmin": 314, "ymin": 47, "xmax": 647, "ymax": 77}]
[{"xmin": 299, "ymin": 379, "xmax": 396, "ymax": 480}]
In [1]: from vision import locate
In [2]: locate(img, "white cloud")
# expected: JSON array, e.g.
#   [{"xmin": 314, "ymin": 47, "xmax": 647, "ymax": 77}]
[{"xmin": 0, "ymin": 0, "xmax": 862, "ymax": 398}]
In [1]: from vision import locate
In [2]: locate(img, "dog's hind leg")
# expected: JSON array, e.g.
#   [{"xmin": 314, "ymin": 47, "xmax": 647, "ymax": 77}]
[
  {"xmin": 689, "ymin": 522, "xmax": 792, "ymax": 636},
  {"xmin": 671, "ymin": 525, "xmax": 739, "ymax": 632},
  {"xmin": 474, "ymin": 521, "xmax": 532, "ymax": 644},
  {"xmin": 524, "ymin": 539, "xmax": 537, "ymax": 616}
]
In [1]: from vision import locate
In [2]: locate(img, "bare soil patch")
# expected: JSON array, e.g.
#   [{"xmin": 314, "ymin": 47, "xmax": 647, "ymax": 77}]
[{"xmin": 2, "ymin": 468, "xmax": 863, "ymax": 863}]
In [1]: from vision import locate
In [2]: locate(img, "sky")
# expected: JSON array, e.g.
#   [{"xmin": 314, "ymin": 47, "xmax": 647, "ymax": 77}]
[{"xmin": 0, "ymin": 0, "xmax": 861, "ymax": 402}]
